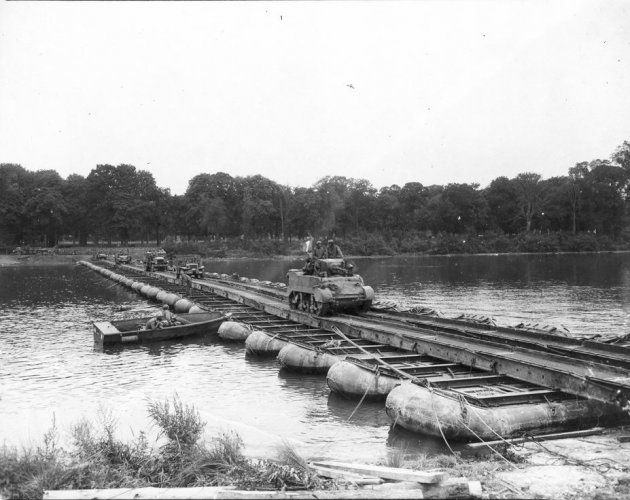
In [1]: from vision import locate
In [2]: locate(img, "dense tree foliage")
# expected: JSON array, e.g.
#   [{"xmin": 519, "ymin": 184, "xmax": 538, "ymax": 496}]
[{"xmin": 1, "ymin": 141, "xmax": 629, "ymax": 249}]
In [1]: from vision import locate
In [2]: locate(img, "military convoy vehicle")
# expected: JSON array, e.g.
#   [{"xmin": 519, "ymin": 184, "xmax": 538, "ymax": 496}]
[
  {"xmin": 115, "ymin": 253, "xmax": 131, "ymax": 265},
  {"xmin": 176, "ymin": 256, "xmax": 204, "ymax": 279},
  {"xmin": 145, "ymin": 252, "xmax": 168, "ymax": 272},
  {"xmin": 286, "ymin": 258, "xmax": 374, "ymax": 316}
]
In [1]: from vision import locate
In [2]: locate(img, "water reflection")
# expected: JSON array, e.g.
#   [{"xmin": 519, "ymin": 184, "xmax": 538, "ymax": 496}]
[
  {"xmin": 386, "ymin": 425, "xmax": 455, "ymax": 456},
  {"xmin": 277, "ymin": 369, "xmax": 330, "ymax": 399},
  {"xmin": 326, "ymin": 392, "xmax": 392, "ymax": 427}
]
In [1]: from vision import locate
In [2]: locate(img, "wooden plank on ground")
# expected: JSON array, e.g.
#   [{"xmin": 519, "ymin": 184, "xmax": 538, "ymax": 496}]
[
  {"xmin": 309, "ymin": 461, "xmax": 446, "ymax": 484},
  {"xmin": 307, "ymin": 464, "xmax": 384, "ymax": 485},
  {"xmin": 45, "ymin": 487, "xmax": 425, "ymax": 499},
  {"xmin": 47, "ymin": 486, "xmax": 251, "ymax": 499},
  {"xmin": 45, "ymin": 487, "xmax": 230, "ymax": 499}
]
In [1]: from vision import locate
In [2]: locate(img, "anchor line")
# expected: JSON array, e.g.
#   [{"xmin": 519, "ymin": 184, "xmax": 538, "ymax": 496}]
[
  {"xmin": 346, "ymin": 372, "xmax": 375, "ymax": 423},
  {"xmin": 429, "ymin": 387, "xmax": 458, "ymax": 460},
  {"xmin": 453, "ymin": 411, "xmax": 516, "ymax": 469},
  {"xmin": 462, "ymin": 403, "xmax": 522, "ymax": 468},
  {"xmin": 467, "ymin": 403, "xmax": 514, "ymax": 446}
]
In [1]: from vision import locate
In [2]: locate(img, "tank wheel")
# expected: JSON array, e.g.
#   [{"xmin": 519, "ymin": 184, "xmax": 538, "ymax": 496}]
[{"xmin": 311, "ymin": 299, "xmax": 330, "ymax": 316}]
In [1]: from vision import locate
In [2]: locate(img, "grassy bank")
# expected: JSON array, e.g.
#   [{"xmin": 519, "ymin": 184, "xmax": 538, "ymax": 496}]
[
  {"xmin": 4, "ymin": 397, "xmax": 630, "ymax": 499},
  {"xmin": 0, "ymin": 395, "xmax": 519, "ymax": 499},
  {"xmin": 0, "ymin": 396, "xmax": 333, "ymax": 499}
]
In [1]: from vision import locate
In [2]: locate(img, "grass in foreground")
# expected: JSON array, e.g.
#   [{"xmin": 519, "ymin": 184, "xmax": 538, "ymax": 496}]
[
  {"xmin": 0, "ymin": 396, "xmax": 333, "ymax": 499},
  {"xmin": 0, "ymin": 401, "xmax": 541, "ymax": 500}
]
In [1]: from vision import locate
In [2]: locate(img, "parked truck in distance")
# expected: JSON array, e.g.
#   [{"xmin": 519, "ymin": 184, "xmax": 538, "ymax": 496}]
[
  {"xmin": 115, "ymin": 253, "xmax": 131, "ymax": 265},
  {"xmin": 145, "ymin": 251, "xmax": 168, "ymax": 272},
  {"xmin": 175, "ymin": 255, "xmax": 205, "ymax": 279}
]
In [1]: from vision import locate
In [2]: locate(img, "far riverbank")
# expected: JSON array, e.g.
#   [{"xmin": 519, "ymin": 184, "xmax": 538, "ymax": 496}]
[
  {"xmin": 157, "ymin": 230, "xmax": 630, "ymax": 260},
  {"xmin": 3, "ymin": 245, "xmax": 630, "ymax": 268}
]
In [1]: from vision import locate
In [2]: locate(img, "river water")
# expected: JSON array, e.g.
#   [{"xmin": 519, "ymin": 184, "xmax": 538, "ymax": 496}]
[{"xmin": 1, "ymin": 253, "xmax": 629, "ymax": 462}]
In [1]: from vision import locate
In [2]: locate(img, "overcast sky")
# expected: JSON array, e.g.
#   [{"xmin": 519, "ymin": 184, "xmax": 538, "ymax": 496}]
[{"xmin": 0, "ymin": 0, "xmax": 628, "ymax": 195}]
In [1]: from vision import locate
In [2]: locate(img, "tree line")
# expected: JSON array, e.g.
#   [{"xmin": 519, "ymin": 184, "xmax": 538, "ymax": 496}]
[{"xmin": 1, "ymin": 141, "xmax": 629, "ymax": 251}]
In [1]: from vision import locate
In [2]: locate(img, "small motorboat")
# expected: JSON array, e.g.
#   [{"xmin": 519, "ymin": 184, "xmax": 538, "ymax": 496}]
[{"xmin": 93, "ymin": 311, "xmax": 227, "ymax": 345}]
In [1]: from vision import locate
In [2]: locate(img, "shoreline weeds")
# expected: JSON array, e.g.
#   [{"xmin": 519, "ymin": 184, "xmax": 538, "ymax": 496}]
[{"xmin": 6, "ymin": 425, "xmax": 630, "ymax": 499}]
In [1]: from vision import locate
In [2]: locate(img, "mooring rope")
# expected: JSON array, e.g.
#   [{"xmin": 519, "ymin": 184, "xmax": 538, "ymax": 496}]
[
  {"xmin": 346, "ymin": 370, "xmax": 376, "ymax": 422},
  {"xmin": 428, "ymin": 387, "xmax": 459, "ymax": 459},
  {"xmin": 455, "ymin": 416, "xmax": 516, "ymax": 468},
  {"xmin": 467, "ymin": 402, "xmax": 518, "ymax": 447}
]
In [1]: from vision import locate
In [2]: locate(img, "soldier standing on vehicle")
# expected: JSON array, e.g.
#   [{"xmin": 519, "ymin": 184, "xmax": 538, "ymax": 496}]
[
  {"xmin": 313, "ymin": 240, "xmax": 326, "ymax": 260},
  {"xmin": 325, "ymin": 239, "xmax": 343, "ymax": 259},
  {"xmin": 303, "ymin": 234, "xmax": 314, "ymax": 258}
]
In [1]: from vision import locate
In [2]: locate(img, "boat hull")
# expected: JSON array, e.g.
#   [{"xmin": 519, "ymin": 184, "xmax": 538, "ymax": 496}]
[{"xmin": 93, "ymin": 311, "xmax": 226, "ymax": 345}]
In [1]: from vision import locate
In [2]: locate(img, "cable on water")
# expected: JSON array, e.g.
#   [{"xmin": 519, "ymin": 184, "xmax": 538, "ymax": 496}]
[
  {"xmin": 428, "ymin": 387, "xmax": 459, "ymax": 460},
  {"xmin": 346, "ymin": 368, "xmax": 376, "ymax": 422}
]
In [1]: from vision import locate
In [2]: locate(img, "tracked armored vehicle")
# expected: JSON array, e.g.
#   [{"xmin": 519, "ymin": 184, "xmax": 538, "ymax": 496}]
[{"xmin": 286, "ymin": 258, "xmax": 374, "ymax": 316}]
